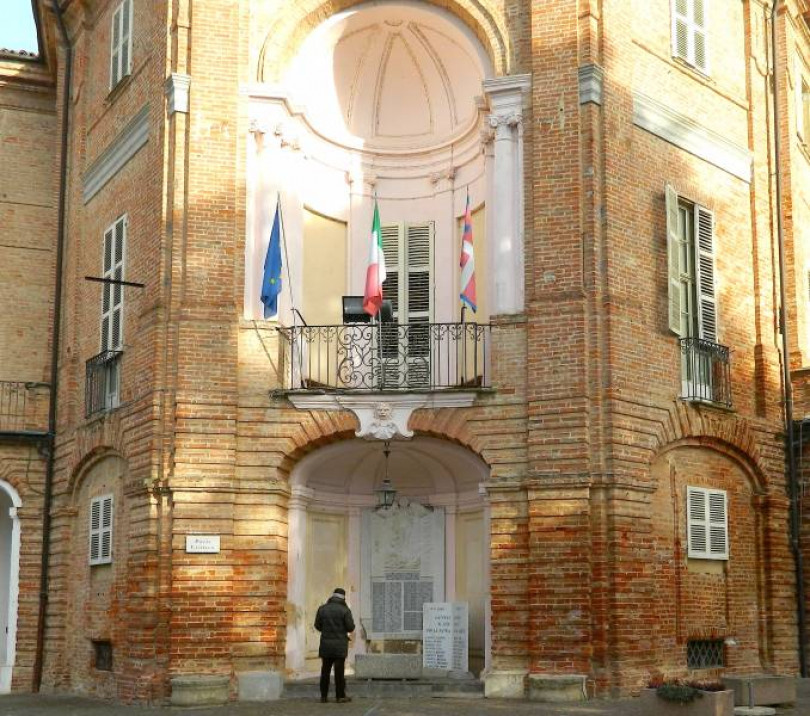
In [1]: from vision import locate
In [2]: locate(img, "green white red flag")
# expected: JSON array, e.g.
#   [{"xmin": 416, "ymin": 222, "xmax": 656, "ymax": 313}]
[{"xmin": 363, "ymin": 199, "xmax": 387, "ymax": 316}]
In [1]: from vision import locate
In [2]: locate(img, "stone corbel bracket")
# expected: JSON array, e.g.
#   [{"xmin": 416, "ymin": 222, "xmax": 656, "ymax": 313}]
[{"xmin": 287, "ymin": 392, "xmax": 478, "ymax": 440}]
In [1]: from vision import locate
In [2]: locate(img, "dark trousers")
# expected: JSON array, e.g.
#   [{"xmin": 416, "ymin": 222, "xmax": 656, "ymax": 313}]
[{"xmin": 320, "ymin": 657, "xmax": 346, "ymax": 699}]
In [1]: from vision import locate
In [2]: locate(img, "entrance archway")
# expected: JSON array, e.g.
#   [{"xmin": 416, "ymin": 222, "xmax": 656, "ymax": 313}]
[
  {"xmin": 285, "ymin": 436, "xmax": 490, "ymax": 677},
  {"xmin": 0, "ymin": 481, "xmax": 21, "ymax": 693}
]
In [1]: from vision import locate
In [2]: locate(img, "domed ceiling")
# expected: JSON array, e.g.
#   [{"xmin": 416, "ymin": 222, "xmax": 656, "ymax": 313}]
[{"xmin": 282, "ymin": 3, "xmax": 489, "ymax": 151}]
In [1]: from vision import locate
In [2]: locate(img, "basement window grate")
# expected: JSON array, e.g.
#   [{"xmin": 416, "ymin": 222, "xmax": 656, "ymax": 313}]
[
  {"xmin": 93, "ymin": 640, "xmax": 113, "ymax": 671},
  {"xmin": 687, "ymin": 639, "xmax": 724, "ymax": 669}
]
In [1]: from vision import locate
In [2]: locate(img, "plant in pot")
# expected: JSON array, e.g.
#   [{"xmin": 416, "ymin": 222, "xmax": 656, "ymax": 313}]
[{"xmin": 642, "ymin": 677, "xmax": 735, "ymax": 715}]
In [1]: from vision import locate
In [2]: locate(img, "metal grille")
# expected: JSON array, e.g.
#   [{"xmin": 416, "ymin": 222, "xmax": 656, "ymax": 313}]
[
  {"xmin": 0, "ymin": 381, "xmax": 49, "ymax": 434},
  {"xmin": 277, "ymin": 322, "xmax": 490, "ymax": 392},
  {"xmin": 85, "ymin": 350, "xmax": 123, "ymax": 417},
  {"xmin": 93, "ymin": 640, "xmax": 113, "ymax": 671},
  {"xmin": 687, "ymin": 639, "xmax": 724, "ymax": 669},
  {"xmin": 680, "ymin": 337, "xmax": 732, "ymax": 408}
]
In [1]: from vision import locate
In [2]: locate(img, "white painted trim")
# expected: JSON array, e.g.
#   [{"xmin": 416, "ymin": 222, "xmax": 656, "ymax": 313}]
[
  {"xmin": 633, "ymin": 92, "xmax": 752, "ymax": 182},
  {"xmin": 166, "ymin": 73, "xmax": 191, "ymax": 115},
  {"xmin": 0, "ymin": 481, "xmax": 22, "ymax": 694},
  {"xmin": 83, "ymin": 105, "xmax": 150, "ymax": 203}
]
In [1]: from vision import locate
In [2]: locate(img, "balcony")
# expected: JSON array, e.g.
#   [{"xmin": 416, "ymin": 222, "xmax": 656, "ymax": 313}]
[
  {"xmin": 85, "ymin": 350, "xmax": 122, "ymax": 417},
  {"xmin": 0, "ymin": 381, "xmax": 49, "ymax": 438},
  {"xmin": 680, "ymin": 337, "xmax": 732, "ymax": 408},
  {"xmin": 276, "ymin": 322, "xmax": 491, "ymax": 392}
]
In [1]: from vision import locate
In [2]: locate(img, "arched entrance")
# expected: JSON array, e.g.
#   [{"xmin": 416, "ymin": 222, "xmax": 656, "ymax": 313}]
[
  {"xmin": 0, "ymin": 481, "xmax": 21, "ymax": 693},
  {"xmin": 285, "ymin": 436, "xmax": 490, "ymax": 677}
]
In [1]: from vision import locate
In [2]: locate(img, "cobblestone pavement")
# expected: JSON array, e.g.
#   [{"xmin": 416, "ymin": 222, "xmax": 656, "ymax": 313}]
[{"xmin": 1, "ymin": 680, "xmax": 808, "ymax": 716}]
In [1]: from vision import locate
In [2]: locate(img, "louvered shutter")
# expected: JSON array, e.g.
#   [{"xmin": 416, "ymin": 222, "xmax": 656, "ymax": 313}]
[
  {"xmin": 694, "ymin": 206, "xmax": 716, "ymax": 342},
  {"xmin": 89, "ymin": 495, "xmax": 114, "ymax": 565},
  {"xmin": 666, "ymin": 185, "xmax": 683, "ymax": 335},
  {"xmin": 692, "ymin": 0, "xmax": 708, "ymax": 74},
  {"xmin": 707, "ymin": 490, "xmax": 728, "ymax": 559},
  {"xmin": 121, "ymin": 0, "xmax": 132, "ymax": 78},
  {"xmin": 101, "ymin": 227, "xmax": 114, "ymax": 350},
  {"xmin": 672, "ymin": 0, "xmax": 689, "ymax": 63},
  {"xmin": 797, "ymin": 55, "xmax": 805, "ymax": 140},
  {"xmin": 687, "ymin": 487, "xmax": 708, "ymax": 557},
  {"xmin": 380, "ymin": 224, "xmax": 402, "ymax": 319},
  {"xmin": 101, "ymin": 217, "xmax": 126, "ymax": 352},
  {"xmin": 687, "ymin": 487, "xmax": 728, "ymax": 560},
  {"xmin": 110, "ymin": 4, "xmax": 122, "ymax": 88},
  {"xmin": 405, "ymin": 223, "xmax": 432, "ymax": 359}
]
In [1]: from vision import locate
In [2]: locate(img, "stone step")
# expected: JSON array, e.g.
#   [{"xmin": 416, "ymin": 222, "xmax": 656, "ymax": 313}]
[{"xmin": 283, "ymin": 677, "xmax": 484, "ymax": 700}]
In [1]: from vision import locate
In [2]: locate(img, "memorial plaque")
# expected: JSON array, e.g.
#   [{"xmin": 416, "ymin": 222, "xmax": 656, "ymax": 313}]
[
  {"xmin": 185, "ymin": 535, "xmax": 220, "ymax": 553},
  {"xmin": 362, "ymin": 503, "xmax": 444, "ymax": 638},
  {"xmin": 423, "ymin": 602, "xmax": 468, "ymax": 672}
]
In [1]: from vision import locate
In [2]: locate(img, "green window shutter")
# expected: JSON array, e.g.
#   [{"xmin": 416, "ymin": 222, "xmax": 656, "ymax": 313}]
[
  {"xmin": 694, "ymin": 206, "xmax": 716, "ymax": 342},
  {"xmin": 666, "ymin": 184, "xmax": 683, "ymax": 335}
]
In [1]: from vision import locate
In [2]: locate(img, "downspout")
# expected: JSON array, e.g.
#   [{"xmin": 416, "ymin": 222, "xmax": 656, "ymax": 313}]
[
  {"xmin": 33, "ymin": 0, "xmax": 71, "ymax": 691},
  {"xmin": 771, "ymin": 0, "xmax": 807, "ymax": 677}
]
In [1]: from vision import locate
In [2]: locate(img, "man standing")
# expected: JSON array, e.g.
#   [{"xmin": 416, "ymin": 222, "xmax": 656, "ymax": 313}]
[{"xmin": 314, "ymin": 587, "xmax": 355, "ymax": 703}]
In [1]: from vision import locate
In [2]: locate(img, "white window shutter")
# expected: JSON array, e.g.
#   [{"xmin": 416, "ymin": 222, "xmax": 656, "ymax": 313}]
[
  {"xmin": 110, "ymin": 4, "xmax": 121, "ymax": 88},
  {"xmin": 796, "ymin": 55, "xmax": 805, "ymax": 140},
  {"xmin": 121, "ymin": 0, "xmax": 132, "ymax": 78},
  {"xmin": 381, "ymin": 223, "xmax": 402, "ymax": 319},
  {"xmin": 687, "ymin": 487, "xmax": 709, "ymax": 558},
  {"xmin": 89, "ymin": 495, "xmax": 114, "ymax": 565},
  {"xmin": 692, "ymin": 0, "xmax": 708, "ymax": 74},
  {"xmin": 666, "ymin": 184, "xmax": 683, "ymax": 336},
  {"xmin": 694, "ymin": 206, "xmax": 716, "ymax": 342},
  {"xmin": 672, "ymin": 0, "xmax": 689, "ymax": 62},
  {"xmin": 405, "ymin": 222, "xmax": 432, "ymax": 323},
  {"xmin": 707, "ymin": 490, "xmax": 728, "ymax": 559},
  {"xmin": 687, "ymin": 487, "xmax": 728, "ymax": 560}
]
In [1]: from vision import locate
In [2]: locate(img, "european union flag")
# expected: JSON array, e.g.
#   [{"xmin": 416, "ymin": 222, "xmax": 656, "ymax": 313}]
[{"xmin": 261, "ymin": 204, "xmax": 282, "ymax": 318}]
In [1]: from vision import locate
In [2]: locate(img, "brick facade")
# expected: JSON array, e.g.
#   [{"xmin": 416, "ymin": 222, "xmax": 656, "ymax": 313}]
[{"xmin": 2, "ymin": 0, "xmax": 810, "ymax": 704}]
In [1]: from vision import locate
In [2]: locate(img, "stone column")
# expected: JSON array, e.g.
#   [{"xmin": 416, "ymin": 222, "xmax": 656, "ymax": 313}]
[
  {"xmin": 285, "ymin": 486, "xmax": 313, "ymax": 674},
  {"xmin": 482, "ymin": 75, "xmax": 531, "ymax": 316}
]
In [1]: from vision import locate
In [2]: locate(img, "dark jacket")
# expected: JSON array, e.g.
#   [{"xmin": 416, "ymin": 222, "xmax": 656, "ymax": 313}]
[{"xmin": 314, "ymin": 596, "xmax": 355, "ymax": 659}]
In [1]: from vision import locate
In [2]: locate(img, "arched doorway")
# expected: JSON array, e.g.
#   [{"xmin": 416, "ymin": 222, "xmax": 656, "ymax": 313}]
[
  {"xmin": 0, "ymin": 481, "xmax": 21, "ymax": 693},
  {"xmin": 285, "ymin": 436, "xmax": 490, "ymax": 677}
]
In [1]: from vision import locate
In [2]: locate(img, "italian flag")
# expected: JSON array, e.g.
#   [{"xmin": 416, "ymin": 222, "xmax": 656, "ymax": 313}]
[{"xmin": 363, "ymin": 199, "xmax": 387, "ymax": 316}]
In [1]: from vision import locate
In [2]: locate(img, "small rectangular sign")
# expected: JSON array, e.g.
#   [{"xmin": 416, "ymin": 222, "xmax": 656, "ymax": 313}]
[{"xmin": 185, "ymin": 535, "xmax": 220, "ymax": 554}]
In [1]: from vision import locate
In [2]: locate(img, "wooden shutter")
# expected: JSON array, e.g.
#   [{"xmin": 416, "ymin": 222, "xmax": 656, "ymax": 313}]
[
  {"xmin": 101, "ymin": 217, "xmax": 126, "ymax": 352},
  {"xmin": 381, "ymin": 223, "xmax": 402, "ymax": 320},
  {"xmin": 405, "ymin": 223, "xmax": 433, "ymax": 362},
  {"xmin": 90, "ymin": 495, "xmax": 114, "ymax": 565},
  {"xmin": 797, "ymin": 55, "xmax": 805, "ymax": 140},
  {"xmin": 694, "ymin": 206, "xmax": 716, "ymax": 342},
  {"xmin": 110, "ymin": 3, "xmax": 121, "ymax": 88},
  {"xmin": 692, "ymin": 0, "xmax": 708, "ymax": 74},
  {"xmin": 121, "ymin": 0, "xmax": 132, "ymax": 79},
  {"xmin": 687, "ymin": 487, "xmax": 728, "ymax": 560},
  {"xmin": 672, "ymin": 0, "xmax": 689, "ymax": 62},
  {"xmin": 666, "ymin": 184, "xmax": 683, "ymax": 335},
  {"xmin": 101, "ymin": 226, "xmax": 114, "ymax": 350}
]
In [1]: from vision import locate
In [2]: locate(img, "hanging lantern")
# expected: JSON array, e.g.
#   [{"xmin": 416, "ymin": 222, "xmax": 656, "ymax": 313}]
[{"xmin": 375, "ymin": 441, "xmax": 397, "ymax": 509}]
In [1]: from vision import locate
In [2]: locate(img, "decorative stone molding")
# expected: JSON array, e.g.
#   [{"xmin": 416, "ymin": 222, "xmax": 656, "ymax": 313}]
[
  {"xmin": 165, "ymin": 73, "xmax": 191, "ymax": 115},
  {"xmin": 287, "ymin": 392, "xmax": 478, "ymax": 440},
  {"xmin": 633, "ymin": 92, "xmax": 752, "ymax": 182},
  {"xmin": 83, "ymin": 104, "xmax": 150, "ymax": 203},
  {"xmin": 578, "ymin": 64, "xmax": 604, "ymax": 106}
]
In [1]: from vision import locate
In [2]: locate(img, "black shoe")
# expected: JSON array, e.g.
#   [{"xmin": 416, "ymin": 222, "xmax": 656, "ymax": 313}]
[
  {"xmin": 320, "ymin": 696, "xmax": 328, "ymax": 703},
  {"xmin": 337, "ymin": 696, "xmax": 352, "ymax": 703}
]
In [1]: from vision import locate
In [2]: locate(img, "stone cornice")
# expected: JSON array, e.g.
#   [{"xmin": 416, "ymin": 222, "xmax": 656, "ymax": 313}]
[
  {"xmin": 578, "ymin": 64, "xmax": 604, "ymax": 106},
  {"xmin": 83, "ymin": 103, "xmax": 150, "ymax": 203},
  {"xmin": 633, "ymin": 92, "xmax": 752, "ymax": 182}
]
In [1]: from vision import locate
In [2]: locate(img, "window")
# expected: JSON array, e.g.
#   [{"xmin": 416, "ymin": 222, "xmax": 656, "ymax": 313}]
[
  {"xmin": 671, "ymin": 0, "xmax": 709, "ymax": 75},
  {"xmin": 99, "ymin": 216, "xmax": 126, "ymax": 410},
  {"xmin": 379, "ymin": 222, "xmax": 433, "ymax": 385},
  {"xmin": 109, "ymin": 0, "xmax": 133, "ymax": 89},
  {"xmin": 92, "ymin": 640, "xmax": 113, "ymax": 671},
  {"xmin": 796, "ymin": 54, "xmax": 809, "ymax": 142},
  {"xmin": 687, "ymin": 639, "xmax": 724, "ymax": 669},
  {"xmin": 686, "ymin": 486, "xmax": 728, "ymax": 560},
  {"xmin": 89, "ymin": 494, "xmax": 114, "ymax": 565}
]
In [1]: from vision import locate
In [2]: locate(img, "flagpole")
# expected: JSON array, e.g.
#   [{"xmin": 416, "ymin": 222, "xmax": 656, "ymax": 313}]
[{"xmin": 277, "ymin": 192, "xmax": 304, "ymax": 386}]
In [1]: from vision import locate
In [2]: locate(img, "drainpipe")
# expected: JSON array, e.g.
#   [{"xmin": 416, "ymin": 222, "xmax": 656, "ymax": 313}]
[
  {"xmin": 32, "ymin": 0, "xmax": 71, "ymax": 691},
  {"xmin": 771, "ymin": 0, "xmax": 807, "ymax": 677}
]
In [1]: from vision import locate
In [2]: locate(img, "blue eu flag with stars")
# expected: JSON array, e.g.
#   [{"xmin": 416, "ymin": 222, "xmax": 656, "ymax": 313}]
[{"xmin": 261, "ymin": 204, "xmax": 282, "ymax": 318}]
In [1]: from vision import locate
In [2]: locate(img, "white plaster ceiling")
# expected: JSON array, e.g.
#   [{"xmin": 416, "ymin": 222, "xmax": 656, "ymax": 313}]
[
  {"xmin": 282, "ymin": 2, "xmax": 489, "ymax": 151},
  {"xmin": 292, "ymin": 436, "xmax": 488, "ymax": 498}
]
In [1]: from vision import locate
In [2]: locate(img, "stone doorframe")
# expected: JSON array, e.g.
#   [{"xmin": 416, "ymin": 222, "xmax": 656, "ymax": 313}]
[{"xmin": 0, "ymin": 480, "xmax": 22, "ymax": 694}]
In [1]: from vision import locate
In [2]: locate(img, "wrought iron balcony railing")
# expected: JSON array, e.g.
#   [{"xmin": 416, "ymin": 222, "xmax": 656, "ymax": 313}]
[
  {"xmin": 0, "ymin": 381, "xmax": 49, "ymax": 435},
  {"xmin": 277, "ymin": 322, "xmax": 491, "ymax": 392},
  {"xmin": 679, "ymin": 337, "xmax": 732, "ymax": 408},
  {"xmin": 85, "ymin": 350, "xmax": 123, "ymax": 417}
]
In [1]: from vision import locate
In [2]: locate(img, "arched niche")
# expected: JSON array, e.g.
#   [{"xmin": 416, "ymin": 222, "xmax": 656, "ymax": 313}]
[{"xmin": 0, "ymin": 480, "xmax": 22, "ymax": 694}]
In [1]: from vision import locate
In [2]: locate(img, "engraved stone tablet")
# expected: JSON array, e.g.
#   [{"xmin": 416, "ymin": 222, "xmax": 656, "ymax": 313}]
[{"xmin": 423, "ymin": 602, "xmax": 468, "ymax": 672}]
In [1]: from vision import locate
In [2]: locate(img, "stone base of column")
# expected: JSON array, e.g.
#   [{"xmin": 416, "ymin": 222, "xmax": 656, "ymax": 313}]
[
  {"xmin": 527, "ymin": 674, "xmax": 588, "ymax": 702},
  {"xmin": 170, "ymin": 675, "xmax": 230, "ymax": 706},
  {"xmin": 482, "ymin": 669, "xmax": 527, "ymax": 698}
]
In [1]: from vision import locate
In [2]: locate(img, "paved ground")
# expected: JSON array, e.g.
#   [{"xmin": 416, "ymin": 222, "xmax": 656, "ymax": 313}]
[{"xmin": 1, "ymin": 679, "xmax": 808, "ymax": 716}]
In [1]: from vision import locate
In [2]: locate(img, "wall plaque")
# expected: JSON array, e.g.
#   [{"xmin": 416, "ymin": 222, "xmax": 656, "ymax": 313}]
[
  {"xmin": 423, "ymin": 602, "xmax": 468, "ymax": 672},
  {"xmin": 185, "ymin": 535, "xmax": 221, "ymax": 553}
]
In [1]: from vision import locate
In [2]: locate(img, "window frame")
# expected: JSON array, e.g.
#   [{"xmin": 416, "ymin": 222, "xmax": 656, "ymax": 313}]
[
  {"xmin": 671, "ymin": 0, "xmax": 710, "ymax": 76},
  {"xmin": 89, "ymin": 494, "xmax": 114, "ymax": 566},
  {"xmin": 686, "ymin": 486, "xmax": 729, "ymax": 561},
  {"xmin": 100, "ymin": 215, "xmax": 127, "ymax": 411},
  {"xmin": 109, "ymin": 0, "xmax": 133, "ymax": 91}
]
